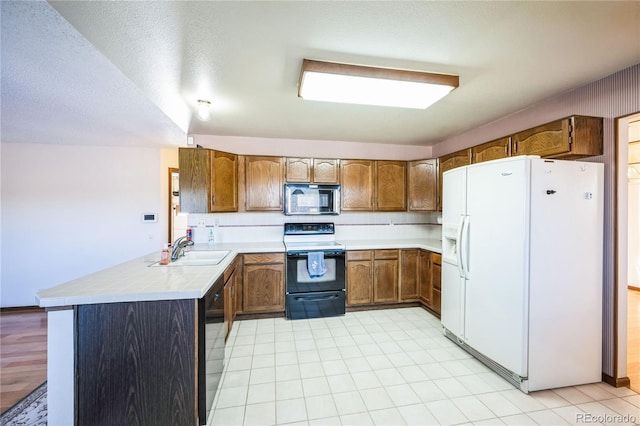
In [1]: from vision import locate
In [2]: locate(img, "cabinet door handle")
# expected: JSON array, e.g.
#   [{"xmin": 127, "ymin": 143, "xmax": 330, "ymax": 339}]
[
  {"xmin": 211, "ymin": 194, "xmax": 215, "ymax": 205},
  {"xmin": 513, "ymin": 141, "xmax": 518, "ymax": 153},
  {"xmin": 504, "ymin": 143, "xmax": 508, "ymax": 155}
]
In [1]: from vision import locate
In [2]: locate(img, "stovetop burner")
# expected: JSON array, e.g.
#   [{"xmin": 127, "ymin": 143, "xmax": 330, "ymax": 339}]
[{"xmin": 283, "ymin": 222, "xmax": 345, "ymax": 252}]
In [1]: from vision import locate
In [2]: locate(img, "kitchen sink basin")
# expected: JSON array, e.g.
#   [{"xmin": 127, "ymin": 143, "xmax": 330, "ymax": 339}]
[{"xmin": 149, "ymin": 250, "xmax": 230, "ymax": 267}]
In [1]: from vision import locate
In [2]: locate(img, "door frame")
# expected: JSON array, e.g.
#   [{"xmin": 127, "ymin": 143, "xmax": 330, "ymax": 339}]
[
  {"xmin": 168, "ymin": 167, "xmax": 179, "ymax": 244},
  {"xmin": 613, "ymin": 111, "xmax": 640, "ymax": 386}
]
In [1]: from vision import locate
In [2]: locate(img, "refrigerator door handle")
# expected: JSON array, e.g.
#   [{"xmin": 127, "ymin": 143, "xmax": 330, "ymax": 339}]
[
  {"xmin": 456, "ymin": 215, "xmax": 466, "ymax": 278},
  {"xmin": 461, "ymin": 215, "xmax": 471, "ymax": 278}
]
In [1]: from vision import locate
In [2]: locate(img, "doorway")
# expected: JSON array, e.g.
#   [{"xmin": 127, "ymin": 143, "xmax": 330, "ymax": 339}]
[
  {"xmin": 627, "ymin": 116, "xmax": 640, "ymax": 392},
  {"xmin": 168, "ymin": 168, "xmax": 187, "ymax": 244}
]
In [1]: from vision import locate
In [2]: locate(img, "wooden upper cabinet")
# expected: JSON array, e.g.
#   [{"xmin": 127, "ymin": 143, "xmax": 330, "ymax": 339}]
[
  {"xmin": 407, "ymin": 159, "xmax": 437, "ymax": 211},
  {"xmin": 472, "ymin": 137, "xmax": 511, "ymax": 164},
  {"xmin": 341, "ymin": 160, "xmax": 374, "ymax": 211},
  {"xmin": 178, "ymin": 148, "xmax": 238, "ymax": 213},
  {"xmin": 375, "ymin": 161, "xmax": 407, "ymax": 211},
  {"xmin": 285, "ymin": 158, "xmax": 311, "ymax": 182},
  {"xmin": 178, "ymin": 147, "xmax": 211, "ymax": 214},
  {"xmin": 285, "ymin": 158, "xmax": 339, "ymax": 183},
  {"xmin": 210, "ymin": 150, "xmax": 238, "ymax": 212},
  {"xmin": 438, "ymin": 148, "xmax": 472, "ymax": 211},
  {"xmin": 511, "ymin": 115, "xmax": 603, "ymax": 159},
  {"xmin": 313, "ymin": 159, "xmax": 339, "ymax": 183},
  {"xmin": 245, "ymin": 156, "xmax": 284, "ymax": 211}
]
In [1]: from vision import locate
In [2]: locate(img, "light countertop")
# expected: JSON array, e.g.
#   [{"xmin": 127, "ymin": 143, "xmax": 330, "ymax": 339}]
[
  {"xmin": 36, "ymin": 239, "xmax": 441, "ymax": 308},
  {"xmin": 342, "ymin": 238, "xmax": 441, "ymax": 253}
]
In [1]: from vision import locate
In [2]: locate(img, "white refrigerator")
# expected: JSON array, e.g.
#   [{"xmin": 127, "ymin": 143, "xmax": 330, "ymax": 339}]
[{"xmin": 441, "ymin": 155, "xmax": 604, "ymax": 393}]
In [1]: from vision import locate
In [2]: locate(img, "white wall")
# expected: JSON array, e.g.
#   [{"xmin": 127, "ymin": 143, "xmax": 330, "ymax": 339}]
[
  {"xmin": 186, "ymin": 211, "xmax": 441, "ymax": 244},
  {"xmin": 0, "ymin": 143, "xmax": 175, "ymax": 307},
  {"xmin": 190, "ymin": 134, "xmax": 432, "ymax": 161}
]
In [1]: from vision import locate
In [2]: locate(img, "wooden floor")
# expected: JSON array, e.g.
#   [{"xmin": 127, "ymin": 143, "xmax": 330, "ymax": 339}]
[
  {"xmin": 629, "ymin": 288, "xmax": 640, "ymax": 393},
  {"xmin": 0, "ymin": 308, "xmax": 47, "ymax": 414}
]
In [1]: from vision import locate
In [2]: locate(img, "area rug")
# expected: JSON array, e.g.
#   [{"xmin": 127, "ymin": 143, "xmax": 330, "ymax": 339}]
[{"xmin": 0, "ymin": 382, "xmax": 47, "ymax": 426}]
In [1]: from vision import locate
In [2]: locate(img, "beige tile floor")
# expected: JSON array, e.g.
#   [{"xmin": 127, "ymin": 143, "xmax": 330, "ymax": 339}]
[{"xmin": 209, "ymin": 307, "xmax": 640, "ymax": 425}]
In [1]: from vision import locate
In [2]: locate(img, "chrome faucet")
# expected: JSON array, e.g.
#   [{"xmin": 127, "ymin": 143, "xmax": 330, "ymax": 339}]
[{"xmin": 171, "ymin": 236, "xmax": 194, "ymax": 261}]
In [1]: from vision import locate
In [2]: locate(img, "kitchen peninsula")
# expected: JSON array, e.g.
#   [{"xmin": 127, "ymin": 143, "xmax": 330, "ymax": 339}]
[{"xmin": 37, "ymin": 237, "xmax": 441, "ymax": 425}]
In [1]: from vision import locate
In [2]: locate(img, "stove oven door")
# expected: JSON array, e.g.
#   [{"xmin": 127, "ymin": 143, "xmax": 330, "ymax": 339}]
[
  {"xmin": 286, "ymin": 250, "xmax": 346, "ymax": 320},
  {"xmin": 285, "ymin": 250, "xmax": 345, "ymax": 293}
]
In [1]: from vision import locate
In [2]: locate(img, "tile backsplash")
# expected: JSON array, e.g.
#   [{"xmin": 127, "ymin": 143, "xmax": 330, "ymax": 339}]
[{"xmin": 186, "ymin": 211, "xmax": 442, "ymax": 243}]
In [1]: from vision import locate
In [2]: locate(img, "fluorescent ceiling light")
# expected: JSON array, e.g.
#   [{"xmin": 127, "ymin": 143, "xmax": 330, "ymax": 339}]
[{"xmin": 298, "ymin": 59, "xmax": 459, "ymax": 109}]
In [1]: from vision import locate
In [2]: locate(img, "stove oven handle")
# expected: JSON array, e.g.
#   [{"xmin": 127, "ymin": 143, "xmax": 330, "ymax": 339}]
[{"xmin": 292, "ymin": 293, "xmax": 341, "ymax": 302}]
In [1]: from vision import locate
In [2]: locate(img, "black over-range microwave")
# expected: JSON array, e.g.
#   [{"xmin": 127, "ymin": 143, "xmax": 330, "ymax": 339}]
[{"xmin": 283, "ymin": 183, "xmax": 340, "ymax": 215}]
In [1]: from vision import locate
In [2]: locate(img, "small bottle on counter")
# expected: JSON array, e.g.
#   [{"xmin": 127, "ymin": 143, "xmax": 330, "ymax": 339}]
[
  {"xmin": 208, "ymin": 228, "xmax": 215, "ymax": 246},
  {"xmin": 160, "ymin": 243, "xmax": 170, "ymax": 265},
  {"xmin": 186, "ymin": 228, "xmax": 193, "ymax": 241}
]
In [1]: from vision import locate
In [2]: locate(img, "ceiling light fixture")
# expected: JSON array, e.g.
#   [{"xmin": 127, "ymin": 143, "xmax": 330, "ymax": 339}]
[
  {"xmin": 196, "ymin": 99, "xmax": 212, "ymax": 121},
  {"xmin": 298, "ymin": 59, "xmax": 459, "ymax": 109}
]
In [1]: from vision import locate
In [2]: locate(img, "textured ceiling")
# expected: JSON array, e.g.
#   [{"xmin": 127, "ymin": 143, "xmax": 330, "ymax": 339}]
[
  {"xmin": 2, "ymin": 1, "xmax": 640, "ymax": 148},
  {"xmin": 0, "ymin": 1, "xmax": 186, "ymax": 147}
]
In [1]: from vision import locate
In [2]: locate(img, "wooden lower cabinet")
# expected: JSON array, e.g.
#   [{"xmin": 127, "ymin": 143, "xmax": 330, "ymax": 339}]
[
  {"xmin": 418, "ymin": 250, "xmax": 431, "ymax": 306},
  {"xmin": 373, "ymin": 250, "xmax": 399, "ymax": 303},
  {"xmin": 346, "ymin": 251, "xmax": 374, "ymax": 305},
  {"xmin": 242, "ymin": 253, "xmax": 285, "ymax": 313},
  {"xmin": 430, "ymin": 253, "xmax": 442, "ymax": 315},
  {"xmin": 76, "ymin": 300, "xmax": 198, "ymax": 425},
  {"xmin": 346, "ymin": 250, "xmax": 400, "ymax": 306},
  {"xmin": 400, "ymin": 249, "xmax": 420, "ymax": 301},
  {"xmin": 224, "ymin": 257, "xmax": 240, "ymax": 339}
]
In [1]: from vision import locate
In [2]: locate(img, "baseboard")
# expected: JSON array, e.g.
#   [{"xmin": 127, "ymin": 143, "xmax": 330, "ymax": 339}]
[
  {"xmin": 0, "ymin": 306, "xmax": 45, "ymax": 314},
  {"xmin": 346, "ymin": 302, "xmax": 421, "ymax": 313},
  {"xmin": 235, "ymin": 311, "xmax": 284, "ymax": 321},
  {"xmin": 419, "ymin": 303, "xmax": 441, "ymax": 319},
  {"xmin": 602, "ymin": 373, "xmax": 631, "ymax": 388}
]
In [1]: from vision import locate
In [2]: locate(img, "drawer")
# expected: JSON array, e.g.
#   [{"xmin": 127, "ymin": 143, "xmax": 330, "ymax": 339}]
[
  {"xmin": 374, "ymin": 249, "xmax": 399, "ymax": 260},
  {"xmin": 243, "ymin": 253, "xmax": 284, "ymax": 265},
  {"xmin": 431, "ymin": 253, "xmax": 442, "ymax": 265},
  {"xmin": 347, "ymin": 250, "xmax": 373, "ymax": 261}
]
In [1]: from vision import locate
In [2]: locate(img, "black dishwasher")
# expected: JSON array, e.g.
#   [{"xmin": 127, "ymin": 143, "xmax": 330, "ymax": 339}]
[{"xmin": 198, "ymin": 276, "xmax": 225, "ymax": 424}]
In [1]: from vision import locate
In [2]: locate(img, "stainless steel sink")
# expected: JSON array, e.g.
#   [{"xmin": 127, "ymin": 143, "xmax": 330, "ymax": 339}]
[{"xmin": 149, "ymin": 250, "xmax": 230, "ymax": 267}]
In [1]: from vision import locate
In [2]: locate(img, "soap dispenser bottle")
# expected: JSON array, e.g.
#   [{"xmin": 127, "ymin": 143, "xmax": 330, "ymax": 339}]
[
  {"xmin": 160, "ymin": 243, "xmax": 170, "ymax": 265},
  {"xmin": 208, "ymin": 228, "xmax": 215, "ymax": 246}
]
